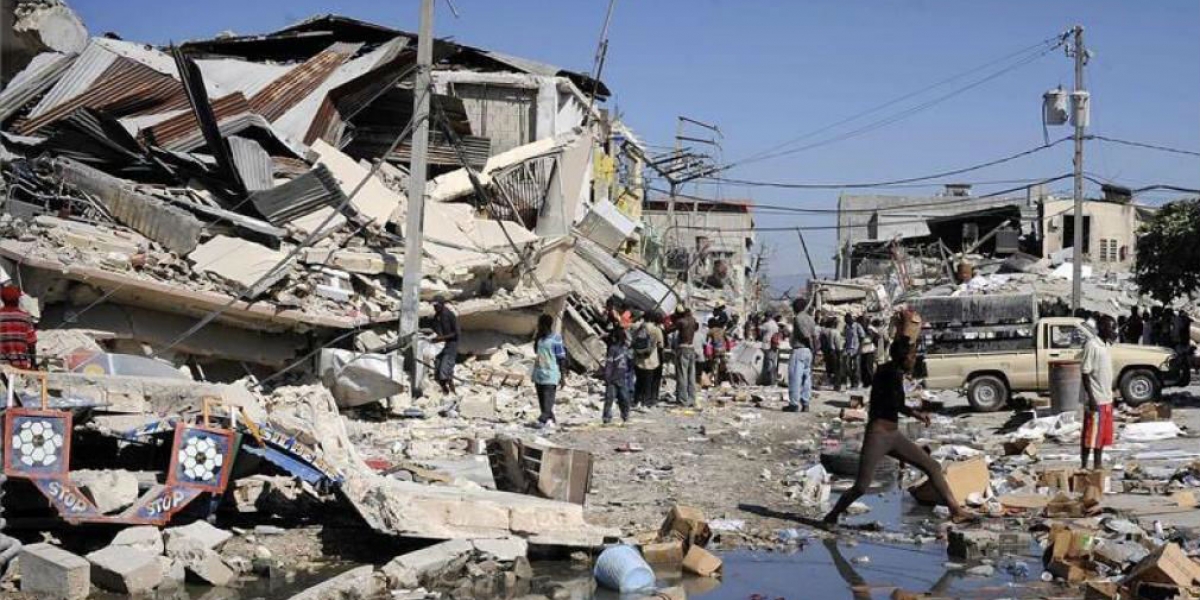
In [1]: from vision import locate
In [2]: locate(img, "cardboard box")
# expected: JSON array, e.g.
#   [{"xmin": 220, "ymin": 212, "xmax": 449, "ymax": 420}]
[
  {"xmin": 1048, "ymin": 558, "xmax": 1090, "ymax": 583},
  {"xmin": 840, "ymin": 408, "xmax": 867, "ymax": 422},
  {"xmin": 1045, "ymin": 494, "xmax": 1087, "ymax": 519},
  {"xmin": 1039, "ymin": 468, "xmax": 1072, "ymax": 491},
  {"xmin": 1003, "ymin": 439, "xmax": 1038, "ymax": 457},
  {"xmin": 659, "ymin": 505, "xmax": 711, "ymax": 550},
  {"xmin": 1136, "ymin": 402, "xmax": 1172, "ymax": 422},
  {"xmin": 908, "ymin": 457, "xmax": 988, "ymax": 506},
  {"xmin": 642, "ymin": 540, "xmax": 685, "ymax": 566},
  {"xmin": 682, "ymin": 546, "xmax": 722, "ymax": 577},
  {"xmin": 1083, "ymin": 581, "xmax": 1118, "ymax": 600},
  {"xmin": 1173, "ymin": 490, "xmax": 1199, "ymax": 508},
  {"xmin": 1122, "ymin": 543, "xmax": 1200, "ymax": 590}
]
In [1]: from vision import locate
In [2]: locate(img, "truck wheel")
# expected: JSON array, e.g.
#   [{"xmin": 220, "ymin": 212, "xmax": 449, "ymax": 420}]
[
  {"xmin": 1119, "ymin": 369, "xmax": 1160, "ymax": 406},
  {"xmin": 966, "ymin": 375, "xmax": 1009, "ymax": 412}
]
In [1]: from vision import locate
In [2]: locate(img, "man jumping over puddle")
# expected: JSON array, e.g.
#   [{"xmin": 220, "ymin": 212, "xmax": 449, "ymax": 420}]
[{"xmin": 823, "ymin": 336, "xmax": 975, "ymax": 527}]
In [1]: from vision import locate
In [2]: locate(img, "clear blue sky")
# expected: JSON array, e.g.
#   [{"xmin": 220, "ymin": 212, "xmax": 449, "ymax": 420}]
[{"xmin": 72, "ymin": 0, "xmax": 1200, "ymax": 289}]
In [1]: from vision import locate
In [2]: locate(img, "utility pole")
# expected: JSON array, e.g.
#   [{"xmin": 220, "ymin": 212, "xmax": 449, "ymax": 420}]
[
  {"xmin": 399, "ymin": 0, "xmax": 434, "ymax": 394},
  {"xmin": 1069, "ymin": 25, "xmax": 1087, "ymax": 312},
  {"xmin": 665, "ymin": 117, "xmax": 686, "ymax": 246}
]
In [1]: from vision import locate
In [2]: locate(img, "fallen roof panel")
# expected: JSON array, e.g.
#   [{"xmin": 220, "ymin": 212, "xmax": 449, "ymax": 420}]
[
  {"xmin": 19, "ymin": 57, "xmax": 190, "ymax": 134},
  {"xmin": 25, "ymin": 40, "xmax": 120, "ymax": 120},
  {"xmin": 229, "ymin": 135, "xmax": 274, "ymax": 192},
  {"xmin": 0, "ymin": 52, "xmax": 76, "ymax": 123},
  {"xmin": 250, "ymin": 163, "xmax": 346, "ymax": 225},
  {"xmin": 248, "ymin": 42, "xmax": 359, "ymax": 122}
]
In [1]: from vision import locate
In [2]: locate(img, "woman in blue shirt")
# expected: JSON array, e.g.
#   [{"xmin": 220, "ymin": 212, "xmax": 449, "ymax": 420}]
[{"xmin": 532, "ymin": 314, "xmax": 566, "ymax": 429}]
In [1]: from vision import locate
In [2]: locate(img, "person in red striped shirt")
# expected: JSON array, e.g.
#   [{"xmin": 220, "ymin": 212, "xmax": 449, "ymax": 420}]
[{"xmin": 0, "ymin": 285, "xmax": 37, "ymax": 370}]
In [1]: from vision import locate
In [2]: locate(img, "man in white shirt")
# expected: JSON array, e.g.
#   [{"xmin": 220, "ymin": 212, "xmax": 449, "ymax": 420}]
[{"xmin": 1080, "ymin": 316, "xmax": 1115, "ymax": 470}]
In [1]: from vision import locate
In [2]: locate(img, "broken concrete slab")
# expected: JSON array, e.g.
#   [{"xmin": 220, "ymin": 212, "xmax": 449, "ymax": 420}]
[
  {"xmin": 20, "ymin": 543, "xmax": 91, "ymax": 600},
  {"xmin": 288, "ymin": 565, "xmax": 381, "ymax": 600},
  {"xmin": 381, "ymin": 540, "xmax": 474, "ymax": 589},
  {"xmin": 318, "ymin": 348, "xmax": 405, "ymax": 408},
  {"xmin": 310, "ymin": 139, "xmax": 402, "ymax": 229},
  {"xmin": 110, "ymin": 525, "xmax": 165, "ymax": 556},
  {"xmin": 265, "ymin": 385, "xmax": 615, "ymax": 547},
  {"xmin": 165, "ymin": 521, "xmax": 234, "ymax": 553},
  {"xmin": 86, "ymin": 546, "xmax": 163, "ymax": 595},
  {"xmin": 168, "ymin": 539, "xmax": 235, "ymax": 587},
  {"xmin": 70, "ymin": 469, "xmax": 138, "ymax": 514},
  {"xmin": 188, "ymin": 235, "xmax": 289, "ymax": 297},
  {"xmin": 470, "ymin": 537, "xmax": 529, "ymax": 562},
  {"xmin": 55, "ymin": 158, "xmax": 203, "ymax": 254}
]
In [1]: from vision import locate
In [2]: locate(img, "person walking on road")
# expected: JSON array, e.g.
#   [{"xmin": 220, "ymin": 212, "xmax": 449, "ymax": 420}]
[
  {"xmin": 668, "ymin": 305, "xmax": 699, "ymax": 406},
  {"xmin": 602, "ymin": 326, "xmax": 633, "ymax": 424},
  {"xmin": 531, "ymin": 314, "xmax": 566, "ymax": 430},
  {"xmin": 843, "ymin": 313, "xmax": 865, "ymax": 389},
  {"xmin": 822, "ymin": 317, "xmax": 844, "ymax": 391},
  {"xmin": 1081, "ymin": 316, "xmax": 1116, "ymax": 470},
  {"xmin": 759, "ymin": 312, "xmax": 781, "ymax": 386},
  {"xmin": 824, "ymin": 336, "xmax": 974, "ymax": 526},
  {"xmin": 787, "ymin": 298, "xmax": 817, "ymax": 412}
]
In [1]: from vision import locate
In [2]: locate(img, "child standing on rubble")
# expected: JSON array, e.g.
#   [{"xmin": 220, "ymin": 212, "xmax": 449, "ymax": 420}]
[
  {"xmin": 823, "ymin": 336, "xmax": 975, "ymax": 527},
  {"xmin": 532, "ymin": 314, "xmax": 566, "ymax": 430},
  {"xmin": 602, "ymin": 326, "xmax": 633, "ymax": 424}
]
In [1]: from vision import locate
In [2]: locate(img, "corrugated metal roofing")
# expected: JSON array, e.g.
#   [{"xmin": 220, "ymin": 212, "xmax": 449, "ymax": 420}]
[
  {"xmin": 249, "ymin": 163, "xmax": 345, "ymax": 225},
  {"xmin": 26, "ymin": 40, "xmax": 119, "ymax": 119},
  {"xmin": 248, "ymin": 42, "xmax": 359, "ymax": 122},
  {"xmin": 0, "ymin": 52, "xmax": 75, "ymax": 122},
  {"xmin": 229, "ymin": 136, "xmax": 273, "ymax": 192},
  {"xmin": 140, "ymin": 92, "xmax": 251, "ymax": 149},
  {"xmin": 301, "ymin": 38, "xmax": 416, "ymax": 146},
  {"xmin": 18, "ymin": 58, "xmax": 189, "ymax": 134},
  {"xmin": 92, "ymin": 38, "xmax": 179, "ymax": 78}
]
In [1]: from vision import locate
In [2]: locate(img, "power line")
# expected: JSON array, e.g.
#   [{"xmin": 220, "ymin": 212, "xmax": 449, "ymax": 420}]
[
  {"xmin": 1090, "ymin": 135, "xmax": 1200, "ymax": 159},
  {"xmin": 651, "ymin": 174, "xmax": 1071, "ymax": 215},
  {"xmin": 693, "ymin": 138, "xmax": 1070, "ymax": 189},
  {"xmin": 724, "ymin": 34, "xmax": 1067, "ymax": 170}
]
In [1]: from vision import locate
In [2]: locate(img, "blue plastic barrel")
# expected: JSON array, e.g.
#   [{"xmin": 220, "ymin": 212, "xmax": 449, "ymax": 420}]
[{"xmin": 593, "ymin": 544, "xmax": 656, "ymax": 592}]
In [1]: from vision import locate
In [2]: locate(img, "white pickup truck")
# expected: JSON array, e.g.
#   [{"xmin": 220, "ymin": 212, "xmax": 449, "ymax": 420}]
[{"xmin": 921, "ymin": 317, "xmax": 1189, "ymax": 412}]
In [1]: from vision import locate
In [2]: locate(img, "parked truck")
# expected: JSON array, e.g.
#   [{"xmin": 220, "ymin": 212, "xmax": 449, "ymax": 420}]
[{"xmin": 908, "ymin": 294, "xmax": 1190, "ymax": 412}]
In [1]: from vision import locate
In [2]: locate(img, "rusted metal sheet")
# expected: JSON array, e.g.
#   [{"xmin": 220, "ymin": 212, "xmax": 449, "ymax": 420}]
[
  {"xmin": 303, "ymin": 41, "xmax": 417, "ymax": 146},
  {"xmin": 25, "ymin": 41, "xmax": 119, "ymax": 120},
  {"xmin": 248, "ymin": 42, "xmax": 359, "ymax": 122},
  {"xmin": 139, "ymin": 92, "xmax": 249, "ymax": 148},
  {"xmin": 17, "ymin": 58, "xmax": 189, "ymax": 135}
]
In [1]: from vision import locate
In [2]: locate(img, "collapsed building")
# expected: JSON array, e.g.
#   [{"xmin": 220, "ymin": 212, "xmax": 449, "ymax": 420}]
[{"xmin": 0, "ymin": 1, "xmax": 679, "ymax": 570}]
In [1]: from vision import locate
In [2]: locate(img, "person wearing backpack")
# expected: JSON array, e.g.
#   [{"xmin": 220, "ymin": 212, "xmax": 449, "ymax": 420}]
[{"xmin": 633, "ymin": 311, "xmax": 664, "ymax": 409}]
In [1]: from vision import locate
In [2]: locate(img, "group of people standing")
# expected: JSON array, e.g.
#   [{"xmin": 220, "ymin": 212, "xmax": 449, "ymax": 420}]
[{"xmin": 1118, "ymin": 306, "xmax": 1193, "ymax": 351}]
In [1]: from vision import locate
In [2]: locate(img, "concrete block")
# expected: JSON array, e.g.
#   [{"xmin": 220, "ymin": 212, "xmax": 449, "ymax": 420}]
[
  {"xmin": 471, "ymin": 537, "xmax": 528, "ymax": 562},
  {"xmin": 165, "ymin": 521, "xmax": 233, "ymax": 553},
  {"xmin": 381, "ymin": 539, "xmax": 473, "ymax": 589},
  {"xmin": 168, "ymin": 539, "xmax": 235, "ymax": 587},
  {"xmin": 289, "ymin": 565, "xmax": 381, "ymax": 600},
  {"xmin": 457, "ymin": 395, "xmax": 497, "ymax": 419},
  {"xmin": 71, "ymin": 469, "xmax": 139, "ymax": 514},
  {"xmin": 20, "ymin": 543, "xmax": 90, "ymax": 600},
  {"xmin": 159, "ymin": 556, "xmax": 186, "ymax": 584},
  {"xmin": 110, "ymin": 525, "xmax": 165, "ymax": 556},
  {"xmin": 87, "ymin": 546, "xmax": 163, "ymax": 594}
]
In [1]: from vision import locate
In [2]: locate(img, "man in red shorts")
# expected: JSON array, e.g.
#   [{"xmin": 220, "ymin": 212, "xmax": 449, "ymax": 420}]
[{"xmin": 1080, "ymin": 316, "xmax": 1115, "ymax": 470}]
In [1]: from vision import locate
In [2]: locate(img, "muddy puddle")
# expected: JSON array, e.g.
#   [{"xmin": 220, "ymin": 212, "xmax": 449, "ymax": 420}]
[{"xmin": 120, "ymin": 490, "xmax": 1061, "ymax": 599}]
